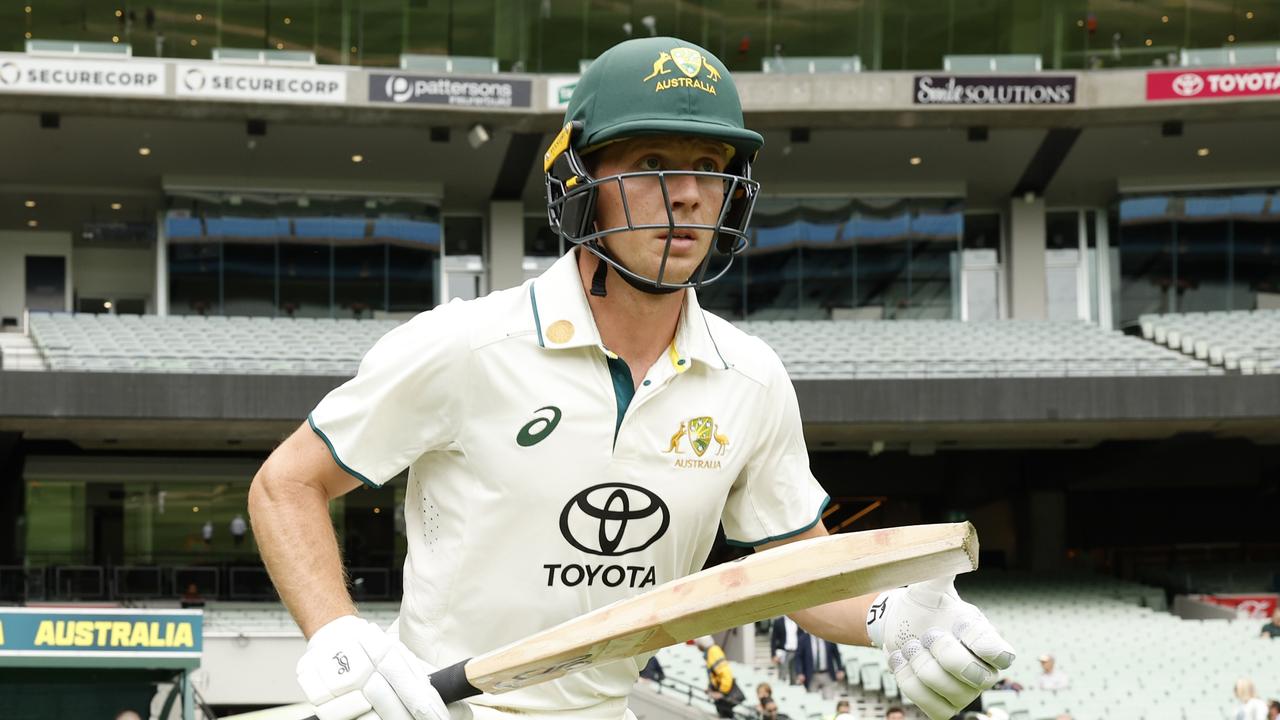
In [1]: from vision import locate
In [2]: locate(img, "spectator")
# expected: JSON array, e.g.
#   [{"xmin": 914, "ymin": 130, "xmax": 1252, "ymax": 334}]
[
  {"xmin": 201, "ymin": 520, "xmax": 213, "ymax": 546},
  {"xmin": 1037, "ymin": 654, "xmax": 1070, "ymax": 690},
  {"xmin": 761, "ymin": 697, "xmax": 791, "ymax": 720},
  {"xmin": 180, "ymin": 582, "xmax": 204, "ymax": 608},
  {"xmin": 756, "ymin": 682, "xmax": 773, "ymax": 715},
  {"xmin": 795, "ymin": 629, "xmax": 846, "ymax": 699},
  {"xmin": 992, "ymin": 676, "xmax": 1024, "ymax": 692},
  {"xmin": 834, "ymin": 699, "xmax": 857, "ymax": 719},
  {"xmin": 639, "ymin": 655, "xmax": 663, "ymax": 684},
  {"xmin": 1266, "ymin": 699, "xmax": 1279, "ymax": 720},
  {"xmin": 695, "ymin": 636, "xmax": 744, "ymax": 718},
  {"xmin": 230, "ymin": 513, "xmax": 248, "ymax": 546},
  {"xmin": 1235, "ymin": 678, "xmax": 1268, "ymax": 720},
  {"xmin": 771, "ymin": 616, "xmax": 800, "ymax": 683},
  {"xmin": 115, "ymin": 712, "xmax": 143, "ymax": 720},
  {"xmin": 1261, "ymin": 609, "xmax": 1280, "ymax": 638},
  {"xmin": 885, "ymin": 707, "xmax": 906, "ymax": 720}
]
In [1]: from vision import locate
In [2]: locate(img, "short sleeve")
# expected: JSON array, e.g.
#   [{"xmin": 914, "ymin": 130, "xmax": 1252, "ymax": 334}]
[
  {"xmin": 308, "ymin": 306, "xmax": 468, "ymax": 488},
  {"xmin": 721, "ymin": 351, "xmax": 829, "ymax": 546}
]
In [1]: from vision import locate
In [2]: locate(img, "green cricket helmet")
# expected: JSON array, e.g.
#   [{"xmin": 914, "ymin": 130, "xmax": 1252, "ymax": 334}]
[{"xmin": 544, "ymin": 36, "xmax": 764, "ymax": 295}]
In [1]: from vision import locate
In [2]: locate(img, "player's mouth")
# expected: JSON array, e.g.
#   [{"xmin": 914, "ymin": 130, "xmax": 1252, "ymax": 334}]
[{"xmin": 656, "ymin": 229, "xmax": 701, "ymax": 253}]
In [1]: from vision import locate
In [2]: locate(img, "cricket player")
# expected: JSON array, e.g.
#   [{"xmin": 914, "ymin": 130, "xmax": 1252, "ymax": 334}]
[{"xmin": 249, "ymin": 36, "xmax": 1014, "ymax": 720}]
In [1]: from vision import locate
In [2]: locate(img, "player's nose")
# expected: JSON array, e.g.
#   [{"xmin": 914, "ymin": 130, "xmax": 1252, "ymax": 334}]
[{"xmin": 664, "ymin": 172, "xmax": 702, "ymax": 211}]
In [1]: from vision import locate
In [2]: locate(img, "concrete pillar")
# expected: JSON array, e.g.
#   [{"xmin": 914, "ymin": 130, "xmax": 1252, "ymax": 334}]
[
  {"xmin": 1027, "ymin": 490, "xmax": 1066, "ymax": 572},
  {"xmin": 1008, "ymin": 194, "xmax": 1047, "ymax": 320},
  {"xmin": 155, "ymin": 210, "xmax": 169, "ymax": 316},
  {"xmin": 488, "ymin": 200, "xmax": 526, "ymax": 292}
]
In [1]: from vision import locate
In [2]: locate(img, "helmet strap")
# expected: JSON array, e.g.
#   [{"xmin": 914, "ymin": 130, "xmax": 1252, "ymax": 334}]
[{"xmin": 590, "ymin": 252, "xmax": 609, "ymax": 297}]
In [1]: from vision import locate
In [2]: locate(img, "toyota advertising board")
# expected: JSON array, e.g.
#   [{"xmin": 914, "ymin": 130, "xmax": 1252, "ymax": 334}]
[
  {"xmin": 175, "ymin": 63, "xmax": 347, "ymax": 103},
  {"xmin": 0, "ymin": 55, "xmax": 165, "ymax": 97},
  {"xmin": 1148, "ymin": 66, "xmax": 1280, "ymax": 101},
  {"xmin": 369, "ymin": 72, "xmax": 532, "ymax": 108}
]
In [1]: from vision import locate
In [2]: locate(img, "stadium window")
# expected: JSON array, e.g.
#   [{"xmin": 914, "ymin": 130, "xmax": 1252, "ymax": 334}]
[{"xmin": 963, "ymin": 212, "xmax": 1001, "ymax": 260}]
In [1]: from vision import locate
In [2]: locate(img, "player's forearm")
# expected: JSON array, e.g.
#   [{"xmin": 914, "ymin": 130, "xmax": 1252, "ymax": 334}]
[
  {"xmin": 788, "ymin": 591, "xmax": 875, "ymax": 647},
  {"xmin": 249, "ymin": 471, "xmax": 356, "ymax": 638}
]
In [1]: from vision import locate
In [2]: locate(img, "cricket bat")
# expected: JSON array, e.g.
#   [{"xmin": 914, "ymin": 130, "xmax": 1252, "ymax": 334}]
[
  {"xmin": 294, "ymin": 517, "xmax": 972, "ymax": 712},
  {"xmin": 310, "ymin": 521, "xmax": 978, "ymax": 713}
]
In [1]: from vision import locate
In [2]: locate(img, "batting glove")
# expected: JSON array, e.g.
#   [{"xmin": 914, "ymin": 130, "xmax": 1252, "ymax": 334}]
[
  {"xmin": 296, "ymin": 615, "xmax": 451, "ymax": 720},
  {"xmin": 866, "ymin": 576, "xmax": 1015, "ymax": 720}
]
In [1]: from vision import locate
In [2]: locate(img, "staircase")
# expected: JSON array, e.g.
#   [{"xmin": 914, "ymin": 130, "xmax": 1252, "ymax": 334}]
[{"xmin": 0, "ymin": 330, "xmax": 46, "ymax": 370}]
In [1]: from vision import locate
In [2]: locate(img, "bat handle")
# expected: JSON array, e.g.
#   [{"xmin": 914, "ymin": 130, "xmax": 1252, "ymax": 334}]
[
  {"xmin": 300, "ymin": 658, "xmax": 479, "ymax": 720},
  {"xmin": 429, "ymin": 658, "xmax": 481, "ymax": 705}
]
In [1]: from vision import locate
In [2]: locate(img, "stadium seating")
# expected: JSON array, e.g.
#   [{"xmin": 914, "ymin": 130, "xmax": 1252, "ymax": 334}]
[
  {"xmin": 654, "ymin": 572, "xmax": 1278, "ymax": 720},
  {"xmin": 28, "ymin": 312, "xmax": 400, "ymax": 375},
  {"xmin": 26, "ymin": 313, "xmax": 1219, "ymax": 379},
  {"xmin": 738, "ymin": 319, "xmax": 1216, "ymax": 380},
  {"xmin": 1139, "ymin": 309, "xmax": 1280, "ymax": 374}
]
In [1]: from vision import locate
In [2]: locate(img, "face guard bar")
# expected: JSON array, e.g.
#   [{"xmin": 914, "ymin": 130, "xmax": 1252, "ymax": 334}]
[{"xmin": 544, "ymin": 121, "xmax": 761, "ymax": 291}]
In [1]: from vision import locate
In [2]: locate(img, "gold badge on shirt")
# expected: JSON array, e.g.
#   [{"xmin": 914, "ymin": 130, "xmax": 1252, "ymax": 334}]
[{"xmin": 664, "ymin": 416, "xmax": 729, "ymax": 469}]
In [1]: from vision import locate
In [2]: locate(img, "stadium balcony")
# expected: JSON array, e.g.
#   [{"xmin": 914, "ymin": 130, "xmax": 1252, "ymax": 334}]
[
  {"xmin": 1139, "ymin": 309, "xmax": 1280, "ymax": 374},
  {"xmin": 20, "ymin": 312, "xmax": 1220, "ymax": 380}
]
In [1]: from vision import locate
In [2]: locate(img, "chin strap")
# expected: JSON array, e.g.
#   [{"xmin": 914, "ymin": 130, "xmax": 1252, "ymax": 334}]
[
  {"xmin": 587, "ymin": 241, "xmax": 684, "ymax": 297},
  {"xmin": 590, "ymin": 253, "xmax": 609, "ymax": 297}
]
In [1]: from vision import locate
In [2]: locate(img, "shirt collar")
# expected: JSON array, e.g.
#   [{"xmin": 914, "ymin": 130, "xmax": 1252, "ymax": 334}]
[{"xmin": 528, "ymin": 250, "xmax": 731, "ymax": 371}]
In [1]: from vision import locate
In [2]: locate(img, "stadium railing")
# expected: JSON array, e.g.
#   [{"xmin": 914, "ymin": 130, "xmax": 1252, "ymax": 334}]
[
  {"xmin": 1180, "ymin": 45, "xmax": 1280, "ymax": 67},
  {"xmin": 761, "ymin": 56, "xmax": 862, "ymax": 74},
  {"xmin": 943, "ymin": 54, "xmax": 1043, "ymax": 72},
  {"xmin": 399, "ymin": 54, "xmax": 500, "ymax": 74}
]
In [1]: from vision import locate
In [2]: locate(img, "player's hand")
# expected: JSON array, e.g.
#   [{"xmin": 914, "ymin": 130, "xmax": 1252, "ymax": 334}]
[
  {"xmin": 296, "ymin": 615, "xmax": 451, "ymax": 720},
  {"xmin": 866, "ymin": 576, "xmax": 1015, "ymax": 720}
]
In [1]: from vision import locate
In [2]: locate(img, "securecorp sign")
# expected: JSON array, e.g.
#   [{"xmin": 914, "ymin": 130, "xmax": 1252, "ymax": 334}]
[
  {"xmin": 1147, "ymin": 66, "xmax": 1280, "ymax": 101},
  {"xmin": 0, "ymin": 608, "xmax": 202, "ymax": 662}
]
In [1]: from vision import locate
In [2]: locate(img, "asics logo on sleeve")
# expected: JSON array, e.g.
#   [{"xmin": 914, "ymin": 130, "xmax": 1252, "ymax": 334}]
[{"xmin": 516, "ymin": 406, "xmax": 562, "ymax": 447}]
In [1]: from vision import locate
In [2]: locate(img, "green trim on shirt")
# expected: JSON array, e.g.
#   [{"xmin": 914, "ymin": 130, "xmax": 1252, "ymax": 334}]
[
  {"xmin": 530, "ymin": 284, "xmax": 545, "ymax": 348},
  {"xmin": 308, "ymin": 413, "xmax": 379, "ymax": 489},
  {"xmin": 605, "ymin": 355, "xmax": 634, "ymax": 446},
  {"xmin": 725, "ymin": 495, "xmax": 832, "ymax": 548}
]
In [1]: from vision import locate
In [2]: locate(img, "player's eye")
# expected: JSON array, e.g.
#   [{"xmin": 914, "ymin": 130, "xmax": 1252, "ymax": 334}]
[
  {"xmin": 695, "ymin": 158, "xmax": 721, "ymax": 173},
  {"xmin": 638, "ymin": 156, "xmax": 663, "ymax": 171}
]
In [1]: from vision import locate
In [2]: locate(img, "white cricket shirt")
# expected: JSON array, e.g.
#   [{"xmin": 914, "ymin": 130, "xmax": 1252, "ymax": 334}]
[{"xmin": 309, "ymin": 249, "xmax": 828, "ymax": 718}]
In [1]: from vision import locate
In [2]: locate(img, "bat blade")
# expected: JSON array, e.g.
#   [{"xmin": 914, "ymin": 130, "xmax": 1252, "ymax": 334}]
[{"xmin": 452, "ymin": 521, "xmax": 978, "ymax": 699}]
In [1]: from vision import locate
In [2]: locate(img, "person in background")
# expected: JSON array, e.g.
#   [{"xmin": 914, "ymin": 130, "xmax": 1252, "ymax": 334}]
[
  {"xmin": 230, "ymin": 513, "xmax": 248, "ymax": 546},
  {"xmin": 638, "ymin": 655, "xmax": 664, "ymax": 684},
  {"xmin": 1234, "ymin": 678, "xmax": 1268, "ymax": 720},
  {"xmin": 833, "ymin": 698, "xmax": 857, "ymax": 720},
  {"xmin": 1036, "ymin": 654, "xmax": 1070, "ymax": 690},
  {"xmin": 771, "ymin": 615, "xmax": 801, "ymax": 683},
  {"xmin": 1265, "ymin": 699, "xmax": 1279, "ymax": 720},
  {"xmin": 884, "ymin": 707, "xmax": 906, "ymax": 720},
  {"xmin": 200, "ymin": 520, "xmax": 213, "ymax": 547},
  {"xmin": 795, "ymin": 628, "xmax": 846, "ymax": 699},
  {"xmin": 696, "ymin": 635, "xmax": 744, "ymax": 718},
  {"xmin": 761, "ymin": 697, "xmax": 791, "ymax": 720},
  {"xmin": 1260, "ymin": 608, "xmax": 1280, "ymax": 638},
  {"xmin": 756, "ymin": 681, "xmax": 774, "ymax": 715}
]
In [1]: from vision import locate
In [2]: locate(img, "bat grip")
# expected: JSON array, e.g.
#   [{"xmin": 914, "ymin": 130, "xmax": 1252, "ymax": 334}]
[
  {"xmin": 301, "ymin": 658, "xmax": 479, "ymax": 719},
  {"xmin": 429, "ymin": 657, "xmax": 481, "ymax": 705}
]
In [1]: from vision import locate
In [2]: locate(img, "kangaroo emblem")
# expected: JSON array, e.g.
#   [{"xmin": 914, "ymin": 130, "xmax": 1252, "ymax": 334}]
[
  {"xmin": 664, "ymin": 421, "xmax": 687, "ymax": 453},
  {"xmin": 712, "ymin": 423, "xmax": 730, "ymax": 455},
  {"xmin": 643, "ymin": 51, "xmax": 673, "ymax": 82},
  {"xmin": 703, "ymin": 59, "xmax": 721, "ymax": 82}
]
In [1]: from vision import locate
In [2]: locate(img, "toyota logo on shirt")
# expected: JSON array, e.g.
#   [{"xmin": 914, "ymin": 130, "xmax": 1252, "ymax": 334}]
[
  {"xmin": 559, "ymin": 483, "xmax": 670, "ymax": 556},
  {"xmin": 1171, "ymin": 73, "xmax": 1204, "ymax": 97}
]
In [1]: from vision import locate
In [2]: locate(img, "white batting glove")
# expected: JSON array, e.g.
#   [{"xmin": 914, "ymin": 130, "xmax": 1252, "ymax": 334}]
[
  {"xmin": 296, "ymin": 615, "xmax": 451, "ymax": 720},
  {"xmin": 866, "ymin": 576, "xmax": 1015, "ymax": 720}
]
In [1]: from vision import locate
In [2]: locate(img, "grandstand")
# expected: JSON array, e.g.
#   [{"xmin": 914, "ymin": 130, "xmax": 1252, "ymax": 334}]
[
  {"xmin": 18, "ymin": 312, "xmax": 1224, "ymax": 380},
  {"xmin": 655, "ymin": 573, "xmax": 1279, "ymax": 720},
  {"xmin": 1140, "ymin": 309, "xmax": 1280, "ymax": 375}
]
